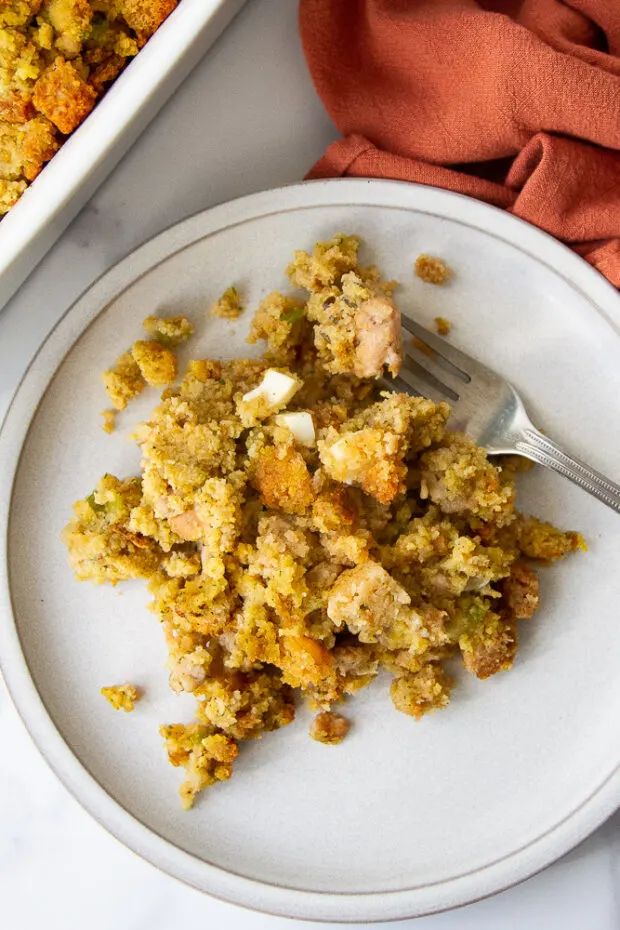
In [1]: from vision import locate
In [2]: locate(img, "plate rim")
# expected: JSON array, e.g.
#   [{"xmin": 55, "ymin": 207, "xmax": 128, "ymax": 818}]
[{"xmin": 2, "ymin": 177, "xmax": 620, "ymax": 923}]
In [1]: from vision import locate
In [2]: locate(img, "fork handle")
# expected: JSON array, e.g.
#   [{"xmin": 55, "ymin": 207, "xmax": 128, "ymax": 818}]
[{"xmin": 515, "ymin": 428, "xmax": 620, "ymax": 514}]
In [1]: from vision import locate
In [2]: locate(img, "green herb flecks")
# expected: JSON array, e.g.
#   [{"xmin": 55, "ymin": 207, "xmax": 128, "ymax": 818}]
[{"xmin": 280, "ymin": 306, "xmax": 305, "ymax": 324}]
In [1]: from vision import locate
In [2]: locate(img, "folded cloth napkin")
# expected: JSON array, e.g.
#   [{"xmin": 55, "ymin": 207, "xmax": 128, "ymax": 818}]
[{"xmin": 299, "ymin": 0, "xmax": 620, "ymax": 285}]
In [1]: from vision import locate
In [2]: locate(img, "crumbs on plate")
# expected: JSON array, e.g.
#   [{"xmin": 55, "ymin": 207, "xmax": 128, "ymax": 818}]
[
  {"xmin": 415, "ymin": 254, "xmax": 452, "ymax": 285},
  {"xmin": 434, "ymin": 316, "xmax": 452, "ymax": 336},
  {"xmin": 210, "ymin": 286, "xmax": 244, "ymax": 320},
  {"xmin": 101, "ymin": 682, "xmax": 141, "ymax": 712}
]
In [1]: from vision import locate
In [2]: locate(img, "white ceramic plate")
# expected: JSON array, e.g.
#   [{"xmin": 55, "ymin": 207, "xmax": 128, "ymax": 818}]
[
  {"xmin": 2, "ymin": 180, "xmax": 620, "ymax": 923},
  {"xmin": 0, "ymin": 0, "xmax": 247, "ymax": 312}
]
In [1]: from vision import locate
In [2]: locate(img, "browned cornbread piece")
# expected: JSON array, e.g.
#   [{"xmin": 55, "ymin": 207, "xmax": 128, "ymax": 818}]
[
  {"xmin": 252, "ymin": 444, "xmax": 314, "ymax": 515},
  {"xmin": 32, "ymin": 57, "xmax": 97, "ymax": 133},
  {"xmin": 415, "ymin": 254, "xmax": 451, "ymax": 285},
  {"xmin": 131, "ymin": 339, "xmax": 177, "ymax": 386},
  {"xmin": 310, "ymin": 711, "xmax": 350, "ymax": 744},
  {"xmin": 119, "ymin": 0, "xmax": 178, "ymax": 42}
]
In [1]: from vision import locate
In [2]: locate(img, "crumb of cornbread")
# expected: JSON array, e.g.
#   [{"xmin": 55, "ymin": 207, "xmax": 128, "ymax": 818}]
[
  {"xmin": 120, "ymin": 0, "xmax": 178, "ymax": 43},
  {"xmin": 102, "ymin": 351, "xmax": 145, "ymax": 410},
  {"xmin": 160, "ymin": 723, "xmax": 238, "ymax": 809},
  {"xmin": 101, "ymin": 682, "xmax": 141, "ymax": 712},
  {"xmin": 415, "ymin": 254, "xmax": 451, "ymax": 285},
  {"xmin": 210, "ymin": 286, "xmax": 244, "ymax": 320},
  {"xmin": 63, "ymin": 233, "xmax": 585, "ymax": 808},
  {"xmin": 390, "ymin": 665, "xmax": 452, "ymax": 718},
  {"xmin": 0, "ymin": 119, "xmax": 59, "ymax": 198},
  {"xmin": 0, "ymin": 179, "xmax": 28, "ymax": 215},
  {"xmin": 434, "ymin": 316, "xmax": 452, "ymax": 336},
  {"xmin": 61, "ymin": 474, "xmax": 164, "ymax": 585},
  {"xmin": 32, "ymin": 57, "xmax": 97, "ymax": 134},
  {"xmin": 247, "ymin": 291, "xmax": 306, "ymax": 364},
  {"xmin": 459, "ymin": 612, "xmax": 517, "ymax": 680},
  {"xmin": 131, "ymin": 339, "xmax": 177, "ymax": 386},
  {"xmin": 515, "ymin": 515, "xmax": 587, "ymax": 561},
  {"xmin": 310, "ymin": 711, "xmax": 350, "ymax": 744},
  {"xmin": 287, "ymin": 233, "xmax": 360, "ymax": 291},
  {"xmin": 142, "ymin": 315, "xmax": 193, "ymax": 347},
  {"xmin": 101, "ymin": 409, "xmax": 116, "ymax": 434}
]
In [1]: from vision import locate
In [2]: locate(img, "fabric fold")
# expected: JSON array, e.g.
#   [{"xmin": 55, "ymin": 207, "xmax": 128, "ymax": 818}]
[{"xmin": 300, "ymin": 0, "xmax": 620, "ymax": 286}]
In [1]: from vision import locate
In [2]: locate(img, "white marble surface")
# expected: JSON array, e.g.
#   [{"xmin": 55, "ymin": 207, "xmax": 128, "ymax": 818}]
[{"xmin": 1, "ymin": 1, "xmax": 619, "ymax": 927}]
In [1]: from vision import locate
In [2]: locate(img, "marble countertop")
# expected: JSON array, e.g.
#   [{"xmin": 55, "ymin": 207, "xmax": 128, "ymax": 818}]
[{"xmin": 1, "ymin": 1, "xmax": 619, "ymax": 927}]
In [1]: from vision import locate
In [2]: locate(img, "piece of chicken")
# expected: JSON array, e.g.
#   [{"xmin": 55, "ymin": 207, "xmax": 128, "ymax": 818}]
[{"xmin": 353, "ymin": 295, "xmax": 402, "ymax": 378}]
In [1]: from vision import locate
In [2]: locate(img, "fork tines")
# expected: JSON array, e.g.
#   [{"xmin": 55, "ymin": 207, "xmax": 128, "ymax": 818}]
[{"xmin": 396, "ymin": 315, "xmax": 472, "ymax": 403}]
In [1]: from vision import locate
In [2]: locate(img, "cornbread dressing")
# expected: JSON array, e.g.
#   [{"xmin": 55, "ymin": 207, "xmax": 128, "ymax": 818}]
[
  {"xmin": 415, "ymin": 254, "xmax": 452, "ymax": 285},
  {"xmin": 101, "ymin": 682, "xmax": 140, "ymax": 711},
  {"xmin": 0, "ymin": 0, "xmax": 178, "ymax": 214},
  {"xmin": 62, "ymin": 235, "xmax": 585, "ymax": 808}
]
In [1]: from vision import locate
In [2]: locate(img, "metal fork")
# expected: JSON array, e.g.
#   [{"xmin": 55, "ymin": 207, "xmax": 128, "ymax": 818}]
[{"xmin": 388, "ymin": 315, "xmax": 620, "ymax": 514}]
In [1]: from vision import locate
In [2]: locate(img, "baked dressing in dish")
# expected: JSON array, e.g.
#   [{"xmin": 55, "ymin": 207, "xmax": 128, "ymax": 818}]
[{"xmin": 0, "ymin": 0, "xmax": 178, "ymax": 215}]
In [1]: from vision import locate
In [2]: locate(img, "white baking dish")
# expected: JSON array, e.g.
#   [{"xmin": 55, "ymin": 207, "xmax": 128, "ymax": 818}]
[{"xmin": 0, "ymin": 0, "xmax": 247, "ymax": 312}]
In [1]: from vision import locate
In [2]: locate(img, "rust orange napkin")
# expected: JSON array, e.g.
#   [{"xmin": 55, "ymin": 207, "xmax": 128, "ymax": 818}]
[{"xmin": 299, "ymin": 0, "xmax": 620, "ymax": 286}]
